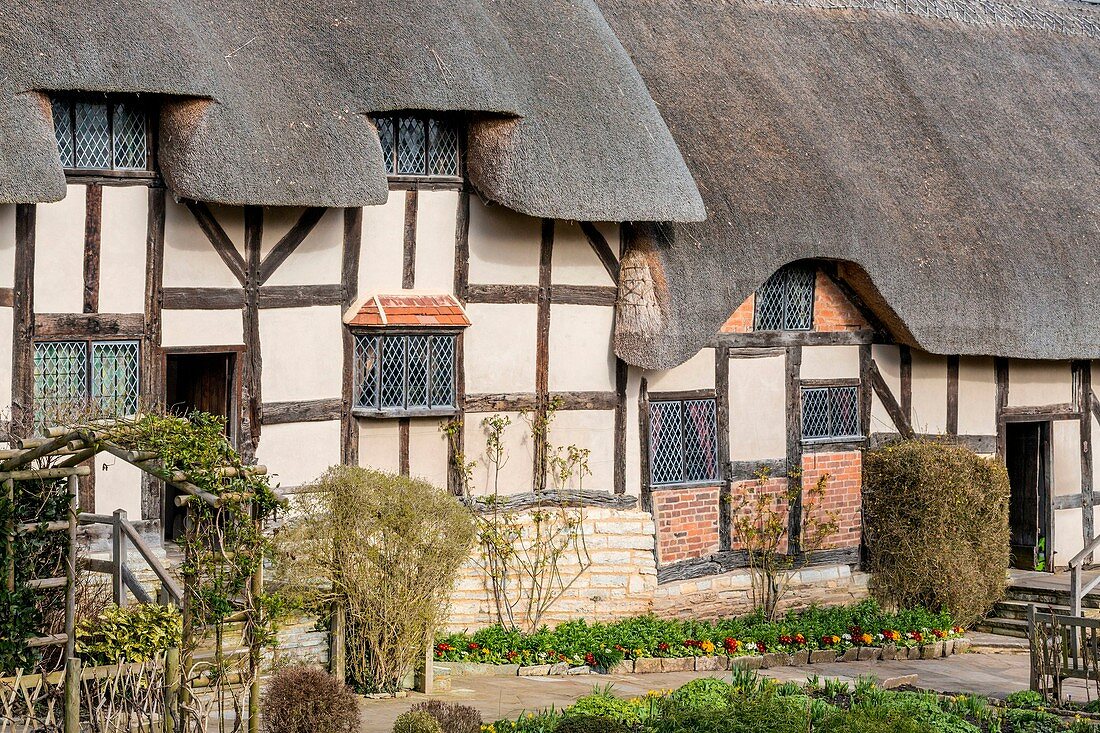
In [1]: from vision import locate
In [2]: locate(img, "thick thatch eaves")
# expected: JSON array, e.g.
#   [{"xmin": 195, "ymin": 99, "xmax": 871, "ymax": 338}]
[
  {"xmin": 602, "ymin": 0, "xmax": 1100, "ymax": 367},
  {"xmin": 0, "ymin": 0, "xmax": 703, "ymax": 220}
]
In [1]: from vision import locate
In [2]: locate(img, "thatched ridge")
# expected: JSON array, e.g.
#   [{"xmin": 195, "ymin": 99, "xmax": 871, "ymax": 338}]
[
  {"xmin": 604, "ymin": 0, "xmax": 1100, "ymax": 366},
  {"xmin": 0, "ymin": 0, "xmax": 703, "ymax": 221}
]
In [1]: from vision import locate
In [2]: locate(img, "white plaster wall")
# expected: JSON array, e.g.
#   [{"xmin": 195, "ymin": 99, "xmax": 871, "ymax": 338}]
[
  {"xmin": 551, "ymin": 221, "xmax": 615, "ymax": 286},
  {"xmin": 358, "ymin": 419, "xmax": 401, "ymax": 475},
  {"xmin": 414, "ymin": 191, "xmax": 458, "ymax": 293},
  {"xmin": 870, "ymin": 345, "xmax": 901, "ymax": 434},
  {"xmin": 259, "ymin": 207, "xmax": 305, "ymax": 259},
  {"xmin": 358, "ymin": 194, "xmax": 404, "ymax": 297},
  {"xmin": 35, "ymin": 184, "xmax": 85, "ymax": 313},
  {"xmin": 800, "ymin": 345, "xmax": 859, "ymax": 380},
  {"xmin": 467, "ymin": 198, "xmax": 540, "ymax": 285},
  {"xmin": 257, "ymin": 420, "xmax": 341, "ymax": 489},
  {"xmin": 0, "ymin": 309, "xmax": 11, "ymax": 412},
  {"xmin": 1054, "ymin": 508, "xmax": 1083, "ymax": 569},
  {"xmin": 463, "ymin": 411, "xmax": 535, "ymax": 496},
  {"xmin": 728, "ymin": 355, "xmax": 786, "ymax": 461},
  {"xmin": 464, "ymin": 303, "xmax": 537, "ymax": 393},
  {"xmin": 99, "ymin": 186, "xmax": 148, "ymax": 313},
  {"xmin": 0, "ymin": 204, "xmax": 16, "ymax": 288},
  {"xmin": 95, "ymin": 458, "xmax": 142, "ymax": 517},
  {"xmin": 646, "ymin": 348, "xmax": 716, "ymax": 392},
  {"xmin": 408, "ymin": 417, "xmax": 450, "ymax": 489},
  {"xmin": 548, "ymin": 304, "xmax": 614, "ymax": 392},
  {"xmin": 625, "ymin": 366, "xmax": 642, "ymax": 497},
  {"xmin": 258, "ymin": 306, "xmax": 342, "ymax": 402},
  {"xmin": 161, "ymin": 309, "xmax": 243, "ymax": 347},
  {"xmin": 958, "ymin": 357, "xmax": 997, "ymax": 436},
  {"xmin": 548, "ymin": 409, "xmax": 616, "ymax": 492},
  {"xmin": 910, "ymin": 351, "xmax": 947, "ymax": 435},
  {"xmin": 263, "ymin": 208, "xmax": 343, "ymax": 287},
  {"xmin": 163, "ymin": 199, "xmax": 242, "ymax": 288},
  {"xmin": 1008, "ymin": 360, "xmax": 1072, "ymax": 407},
  {"xmin": 1052, "ymin": 420, "xmax": 1083, "ymax": 497}
]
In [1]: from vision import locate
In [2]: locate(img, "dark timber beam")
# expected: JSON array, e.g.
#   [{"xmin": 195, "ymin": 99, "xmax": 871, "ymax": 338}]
[
  {"xmin": 714, "ymin": 330, "xmax": 874, "ymax": 348},
  {"xmin": 340, "ymin": 207, "xmax": 362, "ymax": 468},
  {"xmin": 256, "ymin": 208, "xmax": 326, "ymax": 285},
  {"xmin": 82, "ymin": 183, "xmax": 102, "ymax": 314},
  {"xmin": 579, "ymin": 222, "xmax": 619, "ymax": 285},
  {"xmin": 946, "ymin": 355, "xmax": 960, "ymax": 435},
  {"xmin": 34, "ymin": 313, "xmax": 145, "ymax": 339},
  {"xmin": 448, "ymin": 191, "xmax": 470, "ymax": 495},
  {"xmin": 716, "ymin": 346, "xmax": 731, "ymax": 551},
  {"xmin": 785, "ymin": 345, "xmax": 803, "ymax": 555},
  {"xmin": 868, "ymin": 359, "xmax": 916, "ymax": 439},
  {"xmin": 261, "ymin": 398, "xmax": 344, "ymax": 425},
  {"xmin": 141, "ymin": 187, "xmax": 166, "ymax": 521},
  {"xmin": 533, "ymin": 219, "xmax": 553, "ymax": 492},
  {"xmin": 402, "ymin": 190, "xmax": 418, "ymax": 290},
  {"xmin": 995, "ymin": 358, "xmax": 1009, "ymax": 460},
  {"xmin": 185, "ymin": 200, "xmax": 246, "ymax": 285},
  {"xmin": 11, "ymin": 204, "xmax": 35, "ymax": 440}
]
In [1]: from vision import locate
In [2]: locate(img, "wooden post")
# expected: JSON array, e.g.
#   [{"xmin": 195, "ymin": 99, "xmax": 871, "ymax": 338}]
[
  {"xmin": 330, "ymin": 601, "xmax": 346, "ymax": 682},
  {"xmin": 65, "ymin": 476, "xmax": 78, "ymax": 660},
  {"xmin": 64, "ymin": 656, "xmax": 81, "ymax": 733},
  {"xmin": 164, "ymin": 646, "xmax": 180, "ymax": 733},
  {"xmin": 112, "ymin": 508, "xmax": 127, "ymax": 606},
  {"xmin": 416, "ymin": 632, "xmax": 434, "ymax": 695},
  {"xmin": 248, "ymin": 563, "xmax": 262, "ymax": 733},
  {"xmin": 4, "ymin": 479, "xmax": 13, "ymax": 593}
]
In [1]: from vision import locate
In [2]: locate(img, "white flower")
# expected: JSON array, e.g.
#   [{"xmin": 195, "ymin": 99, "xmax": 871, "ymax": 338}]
[{"xmin": 841, "ymin": 634, "xmax": 851, "ymax": 641}]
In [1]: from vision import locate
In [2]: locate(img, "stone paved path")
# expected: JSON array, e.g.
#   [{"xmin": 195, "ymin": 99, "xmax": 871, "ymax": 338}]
[{"xmin": 356, "ymin": 639, "xmax": 1035, "ymax": 732}]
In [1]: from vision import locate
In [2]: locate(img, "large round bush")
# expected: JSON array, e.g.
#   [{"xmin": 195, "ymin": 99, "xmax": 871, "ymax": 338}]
[
  {"xmin": 863, "ymin": 439, "xmax": 1009, "ymax": 625},
  {"xmin": 260, "ymin": 665, "xmax": 360, "ymax": 733}
]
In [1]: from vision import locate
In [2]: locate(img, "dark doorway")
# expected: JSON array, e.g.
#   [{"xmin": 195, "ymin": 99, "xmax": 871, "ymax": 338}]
[
  {"xmin": 1006, "ymin": 421, "xmax": 1052, "ymax": 571},
  {"xmin": 163, "ymin": 352, "xmax": 236, "ymax": 539}
]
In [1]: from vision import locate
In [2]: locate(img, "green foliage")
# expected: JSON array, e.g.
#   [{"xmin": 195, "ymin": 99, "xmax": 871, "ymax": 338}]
[
  {"xmin": 409, "ymin": 700, "xmax": 482, "ymax": 733},
  {"xmin": 566, "ymin": 687, "xmax": 643, "ymax": 726},
  {"xmin": 75, "ymin": 603, "xmax": 182, "ymax": 665},
  {"xmin": 1003, "ymin": 708, "xmax": 1062, "ymax": 733},
  {"xmin": 863, "ymin": 439, "xmax": 1010, "ymax": 625},
  {"xmin": 274, "ymin": 465, "xmax": 475, "ymax": 693},
  {"xmin": 435, "ymin": 599, "xmax": 962, "ymax": 667},
  {"xmin": 260, "ymin": 665, "xmax": 360, "ymax": 733},
  {"xmin": 555, "ymin": 716, "xmax": 628, "ymax": 733},
  {"xmin": 1006, "ymin": 691, "xmax": 1047, "ymax": 710},
  {"xmin": 393, "ymin": 711, "xmax": 444, "ymax": 733}
]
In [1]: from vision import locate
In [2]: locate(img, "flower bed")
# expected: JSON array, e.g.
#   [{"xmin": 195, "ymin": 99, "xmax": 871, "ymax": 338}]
[{"xmin": 437, "ymin": 600, "xmax": 964, "ymax": 670}]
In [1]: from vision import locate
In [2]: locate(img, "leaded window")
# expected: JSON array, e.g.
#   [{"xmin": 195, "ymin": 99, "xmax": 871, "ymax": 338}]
[
  {"xmin": 648, "ymin": 399, "xmax": 718, "ymax": 486},
  {"xmin": 754, "ymin": 264, "xmax": 816, "ymax": 331},
  {"xmin": 33, "ymin": 340, "xmax": 140, "ymax": 428},
  {"xmin": 801, "ymin": 384, "xmax": 860, "ymax": 441},
  {"xmin": 50, "ymin": 95, "xmax": 152, "ymax": 172},
  {"xmin": 372, "ymin": 113, "xmax": 461, "ymax": 178},
  {"xmin": 353, "ymin": 333, "xmax": 457, "ymax": 415}
]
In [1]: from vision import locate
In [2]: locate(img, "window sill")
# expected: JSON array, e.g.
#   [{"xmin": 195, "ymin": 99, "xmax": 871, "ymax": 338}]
[
  {"xmin": 387, "ymin": 175, "xmax": 464, "ymax": 191},
  {"xmin": 801, "ymin": 436, "xmax": 865, "ymax": 445},
  {"xmin": 649, "ymin": 480, "xmax": 722, "ymax": 492},
  {"xmin": 65, "ymin": 170, "xmax": 160, "ymax": 186},
  {"xmin": 353, "ymin": 407, "xmax": 458, "ymax": 419}
]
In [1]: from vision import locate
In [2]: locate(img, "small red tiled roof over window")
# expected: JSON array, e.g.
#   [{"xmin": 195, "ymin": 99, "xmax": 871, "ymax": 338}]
[{"xmin": 346, "ymin": 294, "xmax": 471, "ymax": 328}]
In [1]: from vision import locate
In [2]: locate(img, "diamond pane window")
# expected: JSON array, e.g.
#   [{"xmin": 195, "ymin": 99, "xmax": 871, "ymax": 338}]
[
  {"xmin": 34, "ymin": 340, "xmax": 140, "ymax": 430},
  {"xmin": 371, "ymin": 113, "xmax": 461, "ymax": 178},
  {"xmin": 801, "ymin": 385, "xmax": 861, "ymax": 441},
  {"xmin": 649, "ymin": 398, "xmax": 719, "ymax": 486},
  {"xmin": 353, "ymin": 333, "xmax": 457, "ymax": 415},
  {"xmin": 51, "ymin": 94, "xmax": 152, "ymax": 172},
  {"xmin": 754, "ymin": 264, "xmax": 816, "ymax": 331}
]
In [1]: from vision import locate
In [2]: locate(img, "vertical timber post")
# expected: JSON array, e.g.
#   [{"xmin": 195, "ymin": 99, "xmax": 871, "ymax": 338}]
[
  {"xmin": 112, "ymin": 508, "xmax": 127, "ymax": 606},
  {"xmin": 330, "ymin": 602, "xmax": 346, "ymax": 682},
  {"xmin": 3, "ymin": 479, "xmax": 13, "ymax": 592},
  {"xmin": 64, "ymin": 656, "xmax": 81, "ymax": 733},
  {"xmin": 164, "ymin": 646, "xmax": 180, "ymax": 733},
  {"xmin": 248, "ymin": 561, "xmax": 262, "ymax": 733},
  {"xmin": 65, "ymin": 475, "xmax": 78, "ymax": 660}
]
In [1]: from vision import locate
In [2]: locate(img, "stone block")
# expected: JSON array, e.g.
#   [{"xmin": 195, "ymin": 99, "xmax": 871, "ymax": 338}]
[
  {"xmin": 809, "ymin": 650, "xmax": 839, "ymax": 664},
  {"xmin": 841, "ymin": 648, "xmax": 860, "ymax": 663},
  {"xmin": 881, "ymin": 674, "xmax": 918, "ymax": 690},
  {"xmin": 942, "ymin": 639, "xmax": 954, "ymax": 656},
  {"xmin": 661, "ymin": 657, "xmax": 695, "ymax": 673},
  {"xmin": 857, "ymin": 647, "xmax": 881, "ymax": 662},
  {"xmin": 954, "ymin": 639, "xmax": 971, "ymax": 655},
  {"xmin": 879, "ymin": 645, "xmax": 898, "ymax": 661},
  {"xmin": 549, "ymin": 662, "xmax": 571, "ymax": 676},
  {"xmin": 789, "ymin": 650, "xmax": 810, "ymax": 667},
  {"xmin": 608, "ymin": 660, "xmax": 634, "ymax": 675},
  {"xmin": 633, "ymin": 658, "xmax": 663, "ymax": 674},
  {"xmin": 567, "ymin": 666, "xmax": 590, "ymax": 675},
  {"xmin": 761, "ymin": 653, "xmax": 784, "ymax": 669},
  {"xmin": 519, "ymin": 665, "xmax": 553, "ymax": 676},
  {"xmin": 920, "ymin": 643, "xmax": 943, "ymax": 660},
  {"xmin": 695, "ymin": 656, "xmax": 724, "ymax": 672},
  {"xmin": 730, "ymin": 655, "xmax": 764, "ymax": 670}
]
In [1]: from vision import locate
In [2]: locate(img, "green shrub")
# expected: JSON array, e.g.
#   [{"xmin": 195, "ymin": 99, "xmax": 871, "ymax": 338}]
[
  {"xmin": 817, "ymin": 706, "xmax": 937, "ymax": 733},
  {"xmin": 648, "ymin": 693, "xmax": 807, "ymax": 733},
  {"xmin": 1003, "ymin": 708, "xmax": 1062, "ymax": 733},
  {"xmin": 863, "ymin": 439, "xmax": 1010, "ymax": 625},
  {"xmin": 260, "ymin": 665, "xmax": 360, "ymax": 733},
  {"xmin": 1005, "ymin": 690, "xmax": 1046, "ymax": 710},
  {"xmin": 555, "ymin": 715, "xmax": 628, "ymax": 733},
  {"xmin": 393, "ymin": 711, "xmax": 444, "ymax": 733},
  {"xmin": 75, "ymin": 603, "xmax": 182, "ymax": 665},
  {"xmin": 409, "ymin": 700, "xmax": 482, "ymax": 733},
  {"xmin": 566, "ymin": 689, "xmax": 644, "ymax": 726}
]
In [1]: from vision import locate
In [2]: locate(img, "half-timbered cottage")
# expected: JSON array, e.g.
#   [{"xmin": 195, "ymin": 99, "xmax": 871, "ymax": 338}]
[{"xmin": 0, "ymin": 0, "xmax": 1097, "ymax": 627}]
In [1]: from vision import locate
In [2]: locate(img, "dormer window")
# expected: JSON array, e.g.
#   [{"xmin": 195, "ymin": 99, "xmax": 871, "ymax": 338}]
[
  {"xmin": 754, "ymin": 264, "xmax": 816, "ymax": 331},
  {"xmin": 372, "ymin": 113, "xmax": 461, "ymax": 179},
  {"xmin": 50, "ymin": 94, "xmax": 153, "ymax": 173}
]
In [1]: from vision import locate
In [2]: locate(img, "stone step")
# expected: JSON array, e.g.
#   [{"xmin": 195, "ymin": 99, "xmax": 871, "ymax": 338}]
[
  {"xmin": 1003, "ymin": 586, "xmax": 1100, "ymax": 608},
  {"xmin": 992, "ymin": 599, "xmax": 1068, "ymax": 621},
  {"xmin": 974, "ymin": 616, "xmax": 1029, "ymax": 639}
]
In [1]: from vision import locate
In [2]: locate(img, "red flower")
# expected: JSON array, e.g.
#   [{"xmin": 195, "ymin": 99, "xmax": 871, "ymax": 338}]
[
  {"xmin": 723, "ymin": 638, "xmax": 741, "ymax": 653},
  {"xmin": 779, "ymin": 635, "xmax": 793, "ymax": 645},
  {"xmin": 657, "ymin": 642, "xmax": 671, "ymax": 652},
  {"xmin": 756, "ymin": 642, "xmax": 767, "ymax": 654},
  {"xmin": 794, "ymin": 634, "xmax": 806, "ymax": 645},
  {"xmin": 932, "ymin": 629, "xmax": 947, "ymax": 639},
  {"xmin": 467, "ymin": 642, "xmax": 480, "ymax": 651},
  {"xmin": 505, "ymin": 651, "xmax": 518, "ymax": 661},
  {"xmin": 584, "ymin": 653, "xmax": 597, "ymax": 667}
]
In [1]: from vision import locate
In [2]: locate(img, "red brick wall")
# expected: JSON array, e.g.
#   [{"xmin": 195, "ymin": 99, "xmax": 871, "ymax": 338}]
[
  {"xmin": 720, "ymin": 269, "xmax": 869, "ymax": 333},
  {"xmin": 801, "ymin": 451, "xmax": 862, "ymax": 549},
  {"xmin": 728, "ymin": 476, "xmax": 791, "ymax": 554},
  {"xmin": 652, "ymin": 485, "xmax": 721, "ymax": 564}
]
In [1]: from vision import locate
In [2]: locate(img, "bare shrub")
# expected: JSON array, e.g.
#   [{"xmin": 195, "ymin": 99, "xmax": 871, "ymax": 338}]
[
  {"xmin": 863, "ymin": 439, "xmax": 1010, "ymax": 625},
  {"xmin": 272, "ymin": 466, "xmax": 475, "ymax": 692},
  {"xmin": 260, "ymin": 665, "xmax": 360, "ymax": 733},
  {"xmin": 409, "ymin": 700, "xmax": 482, "ymax": 733},
  {"xmin": 393, "ymin": 711, "xmax": 442, "ymax": 733}
]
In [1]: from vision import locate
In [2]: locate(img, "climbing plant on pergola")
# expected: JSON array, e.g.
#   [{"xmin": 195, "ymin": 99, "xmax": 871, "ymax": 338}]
[{"xmin": 1, "ymin": 413, "xmax": 281, "ymax": 733}]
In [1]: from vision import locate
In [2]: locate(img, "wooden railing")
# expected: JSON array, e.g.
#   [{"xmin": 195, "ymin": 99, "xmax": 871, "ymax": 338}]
[
  {"xmin": 1068, "ymin": 534, "xmax": 1100, "ymax": 616},
  {"xmin": 78, "ymin": 510, "xmax": 183, "ymax": 607}
]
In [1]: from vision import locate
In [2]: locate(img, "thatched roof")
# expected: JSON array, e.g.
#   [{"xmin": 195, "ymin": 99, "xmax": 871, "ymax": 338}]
[
  {"xmin": 0, "ymin": 0, "xmax": 703, "ymax": 220},
  {"xmin": 603, "ymin": 0, "xmax": 1100, "ymax": 367}
]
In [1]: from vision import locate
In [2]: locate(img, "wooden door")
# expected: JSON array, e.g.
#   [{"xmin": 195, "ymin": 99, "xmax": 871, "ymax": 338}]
[{"xmin": 1007, "ymin": 421, "xmax": 1052, "ymax": 571}]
